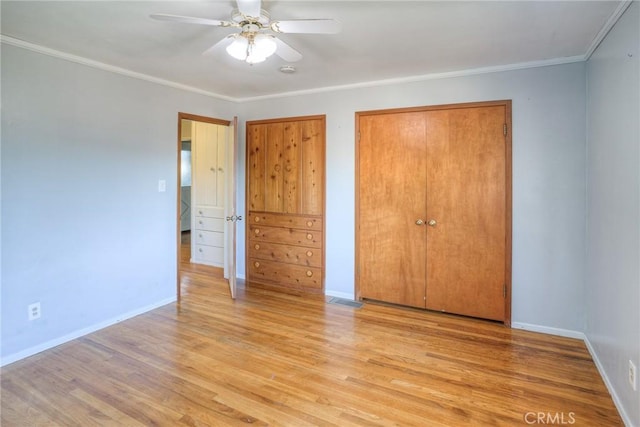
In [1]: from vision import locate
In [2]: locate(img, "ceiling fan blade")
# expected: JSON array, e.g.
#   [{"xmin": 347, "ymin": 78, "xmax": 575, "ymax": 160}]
[
  {"xmin": 274, "ymin": 38, "xmax": 302, "ymax": 62},
  {"xmin": 150, "ymin": 13, "xmax": 233, "ymax": 27},
  {"xmin": 236, "ymin": 0, "xmax": 262, "ymax": 18},
  {"xmin": 202, "ymin": 35, "xmax": 235, "ymax": 56},
  {"xmin": 271, "ymin": 19, "xmax": 341, "ymax": 34}
]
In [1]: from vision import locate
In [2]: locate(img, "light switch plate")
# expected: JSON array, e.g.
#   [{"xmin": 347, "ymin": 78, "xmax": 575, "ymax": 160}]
[{"xmin": 158, "ymin": 179, "xmax": 166, "ymax": 192}]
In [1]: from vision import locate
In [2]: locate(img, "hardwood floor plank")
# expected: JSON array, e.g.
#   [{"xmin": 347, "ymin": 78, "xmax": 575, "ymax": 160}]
[{"xmin": 0, "ymin": 258, "xmax": 623, "ymax": 426}]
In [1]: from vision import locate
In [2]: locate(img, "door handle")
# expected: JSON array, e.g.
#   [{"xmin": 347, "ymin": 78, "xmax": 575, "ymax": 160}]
[
  {"xmin": 415, "ymin": 219, "xmax": 425, "ymax": 226},
  {"xmin": 428, "ymin": 219, "xmax": 437, "ymax": 227}
]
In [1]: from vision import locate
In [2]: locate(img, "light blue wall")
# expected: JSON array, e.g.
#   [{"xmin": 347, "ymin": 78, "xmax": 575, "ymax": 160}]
[
  {"xmin": 586, "ymin": 3, "xmax": 639, "ymax": 426},
  {"xmin": 240, "ymin": 62, "xmax": 588, "ymax": 333},
  {"xmin": 0, "ymin": 45, "xmax": 237, "ymax": 363}
]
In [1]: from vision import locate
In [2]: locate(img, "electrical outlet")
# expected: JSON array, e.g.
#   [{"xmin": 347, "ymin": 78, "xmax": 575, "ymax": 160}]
[
  {"xmin": 28, "ymin": 302, "xmax": 41, "ymax": 321},
  {"xmin": 630, "ymin": 360, "xmax": 637, "ymax": 391}
]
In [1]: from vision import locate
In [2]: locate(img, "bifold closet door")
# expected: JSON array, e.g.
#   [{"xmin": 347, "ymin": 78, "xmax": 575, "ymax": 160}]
[
  {"xmin": 358, "ymin": 112, "xmax": 428, "ymax": 308},
  {"xmin": 424, "ymin": 106, "xmax": 507, "ymax": 321}
]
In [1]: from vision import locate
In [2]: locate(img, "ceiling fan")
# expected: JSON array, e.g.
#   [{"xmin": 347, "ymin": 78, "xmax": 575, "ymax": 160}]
[{"xmin": 151, "ymin": 0, "xmax": 341, "ymax": 64}]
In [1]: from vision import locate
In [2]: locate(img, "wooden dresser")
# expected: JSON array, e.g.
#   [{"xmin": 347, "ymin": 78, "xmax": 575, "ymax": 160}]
[{"xmin": 245, "ymin": 115, "xmax": 325, "ymax": 293}]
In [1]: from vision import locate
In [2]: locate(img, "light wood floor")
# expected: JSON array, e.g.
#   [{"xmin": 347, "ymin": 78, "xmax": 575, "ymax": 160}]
[{"xmin": 1, "ymin": 241, "xmax": 622, "ymax": 426}]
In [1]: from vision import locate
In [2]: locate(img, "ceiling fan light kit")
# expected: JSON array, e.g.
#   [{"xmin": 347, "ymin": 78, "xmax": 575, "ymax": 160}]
[
  {"xmin": 151, "ymin": 0, "xmax": 340, "ymax": 65},
  {"xmin": 226, "ymin": 31, "xmax": 277, "ymax": 64}
]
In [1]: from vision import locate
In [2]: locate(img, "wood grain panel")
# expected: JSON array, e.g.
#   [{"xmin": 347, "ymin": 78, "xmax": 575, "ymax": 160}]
[
  {"xmin": 265, "ymin": 123, "xmax": 284, "ymax": 212},
  {"xmin": 249, "ymin": 240, "xmax": 322, "ymax": 267},
  {"xmin": 247, "ymin": 124, "xmax": 266, "ymax": 211},
  {"xmin": 300, "ymin": 119, "xmax": 324, "ymax": 215},
  {"xmin": 249, "ymin": 258, "xmax": 323, "ymax": 289},
  {"xmin": 249, "ymin": 211, "xmax": 322, "ymax": 231},
  {"xmin": 283, "ymin": 121, "xmax": 301, "ymax": 214},
  {"xmin": 357, "ymin": 112, "xmax": 427, "ymax": 308},
  {"xmin": 249, "ymin": 225, "xmax": 322, "ymax": 248},
  {"xmin": 1, "ymin": 262, "xmax": 623, "ymax": 426},
  {"xmin": 425, "ymin": 106, "xmax": 506, "ymax": 321}
]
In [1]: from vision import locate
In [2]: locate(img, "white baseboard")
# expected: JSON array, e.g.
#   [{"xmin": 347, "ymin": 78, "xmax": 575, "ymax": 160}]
[
  {"xmin": 513, "ymin": 322, "xmax": 634, "ymax": 426},
  {"xmin": 584, "ymin": 336, "xmax": 635, "ymax": 427},
  {"xmin": 325, "ymin": 290, "xmax": 355, "ymax": 300},
  {"xmin": 1, "ymin": 297, "xmax": 176, "ymax": 367},
  {"xmin": 511, "ymin": 322, "xmax": 585, "ymax": 340}
]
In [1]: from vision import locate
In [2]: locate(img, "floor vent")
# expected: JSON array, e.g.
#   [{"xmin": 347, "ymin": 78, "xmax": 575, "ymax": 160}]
[{"xmin": 327, "ymin": 297, "xmax": 363, "ymax": 308}]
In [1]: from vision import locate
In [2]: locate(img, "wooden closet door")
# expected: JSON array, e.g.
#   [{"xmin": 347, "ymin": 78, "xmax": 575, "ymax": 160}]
[
  {"xmin": 425, "ymin": 106, "xmax": 507, "ymax": 321},
  {"xmin": 358, "ymin": 112, "xmax": 428, "ymax": 308}
]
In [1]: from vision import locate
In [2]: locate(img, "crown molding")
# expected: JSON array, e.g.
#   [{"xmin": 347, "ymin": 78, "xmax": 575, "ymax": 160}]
[
  {"xmin": 0, "ymin": 35, "xmax": 237, "ymax": 103},
  {"xmin": 584, "ymin": 0, "xmax": 633, "ymax": 60},
  {"xmin": 236, "ymin": 55, "xmax": 586, "ymax": 102}
]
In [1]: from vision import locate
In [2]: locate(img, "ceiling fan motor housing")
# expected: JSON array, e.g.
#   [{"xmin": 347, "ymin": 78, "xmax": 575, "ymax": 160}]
[{"xmin": 232, "ymin": 9, "xmax": 270, "ymax": 26}]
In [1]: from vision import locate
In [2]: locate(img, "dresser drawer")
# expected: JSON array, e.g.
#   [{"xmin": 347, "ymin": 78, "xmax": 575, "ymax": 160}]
[
  {"xmin": 249, "ymin": 211, "xmax": 322, "ymax": 231},
  {"xmin": 249, "ymin": 225, "xmax": 322, "ymax": 248},
  {"xmin": 248, "ymin": 258, "xmax": 322, "ymax": 289},
  {"xmin": 195, "ymin": 217, "xmax": 224, "ymax": 232},
  {"xmin": 194, "ymin": 230, "xmax": 224, "ymax": 247},
  {"xmin": 249, "ymin": 241, "xmax": 322, "ymax": 268},
  {"xmin": 195, "ymin": 206, "xmax": 224, "ymax": 218},
  {"xmin": 193, "ymin": 245, "xmax": 224, "ymax": 266}
]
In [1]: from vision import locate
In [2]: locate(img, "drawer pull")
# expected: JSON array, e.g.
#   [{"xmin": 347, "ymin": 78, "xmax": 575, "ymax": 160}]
[
  {"xmin": 306, "ymin": 270, "xmax": 313, "ymax": 277},
  {"xmin": 254, "ymin": 228, "xmax": 260, "ymax": 234},
  {"xmin": 254, "ymin": 244, "xmax": 260, "ymax": 250},
  {"xmin": 254, "ymin": 261, "xmax": 260, "ymax": 268},
  {"xmin": 199, "ymin": 220, "xmax": 203, "ymax": 225},
  {"xmin": 199, "ymin": 210, "xmax": 203, "ymax": 215},
  {"xmin": 255, "ymin": 216, "xmax": 260, "ymax": 222},
  {"xmin": 306, "ymin": 250, "xmax": 313, "ymax": 257},
  {"xmin": 306, "ymin": 233, "xmax": 313, "ymax": 240},
  {"xmin": 198, "ymin": 248, "xmax": 203, "ymax": 253},
  {"xmin": 199, "ymin": 233, "xmax": 203, "ymax": 238},
  {"xmin": 307, "ymin": 220, "xmax": 313, "ymax": 227}
]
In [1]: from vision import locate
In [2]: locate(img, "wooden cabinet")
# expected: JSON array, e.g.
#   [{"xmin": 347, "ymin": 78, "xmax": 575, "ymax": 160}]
[
  {"xmin": 356, "ymin": 101, "xmax": 512, "ymax": 323},
  {"xmin": 246, "ymin": 116, "xmax": 325, "ymax": 293}
]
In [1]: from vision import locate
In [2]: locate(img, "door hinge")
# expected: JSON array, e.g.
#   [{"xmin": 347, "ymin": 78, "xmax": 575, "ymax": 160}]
[
  {"xmin": 503, "ymin": 284, "xmax": 507, "ymax": 298},
  {"xmin": 357, "ymin": 131, "xmax": 361, "ymax": 141},
  {"xmin": 503, "ymin": 124, "xmax": 508, "ymax": 136}
]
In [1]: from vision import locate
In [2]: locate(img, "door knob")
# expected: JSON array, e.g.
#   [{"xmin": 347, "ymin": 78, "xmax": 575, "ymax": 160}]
[
  {"xmin": 428, "ymin": 219, "xmax": 437, "ymax": 227},
  {"xmin": 415, "ymin": 219, "xmax": 425, "ymax": 226}
]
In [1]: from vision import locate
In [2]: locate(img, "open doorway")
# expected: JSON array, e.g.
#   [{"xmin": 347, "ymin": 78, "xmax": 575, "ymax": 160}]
[
  {"xmin": 177, "ymin": 113, "xmax": 236, "ymax": 301},
  {"xmin": 179, "ymin": 132, "xmax": 192, "ymax": 263}
]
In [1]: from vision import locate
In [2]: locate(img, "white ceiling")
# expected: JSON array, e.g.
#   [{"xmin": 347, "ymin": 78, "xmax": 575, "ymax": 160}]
[{"xmin": 0, "ymin": 1, "xmax": 627, "ymax": 100}]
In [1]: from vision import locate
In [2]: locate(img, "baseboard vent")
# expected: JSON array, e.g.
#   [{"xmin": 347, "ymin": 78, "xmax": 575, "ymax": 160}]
[{"xmin": 327, "ymin": 297, "xmax": 363, "ymax": 308}]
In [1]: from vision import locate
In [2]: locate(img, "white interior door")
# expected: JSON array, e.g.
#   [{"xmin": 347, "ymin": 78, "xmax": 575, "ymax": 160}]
[{"xmin": 224, "ymin": 117, "xmax": 239, "ymax": 299}]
